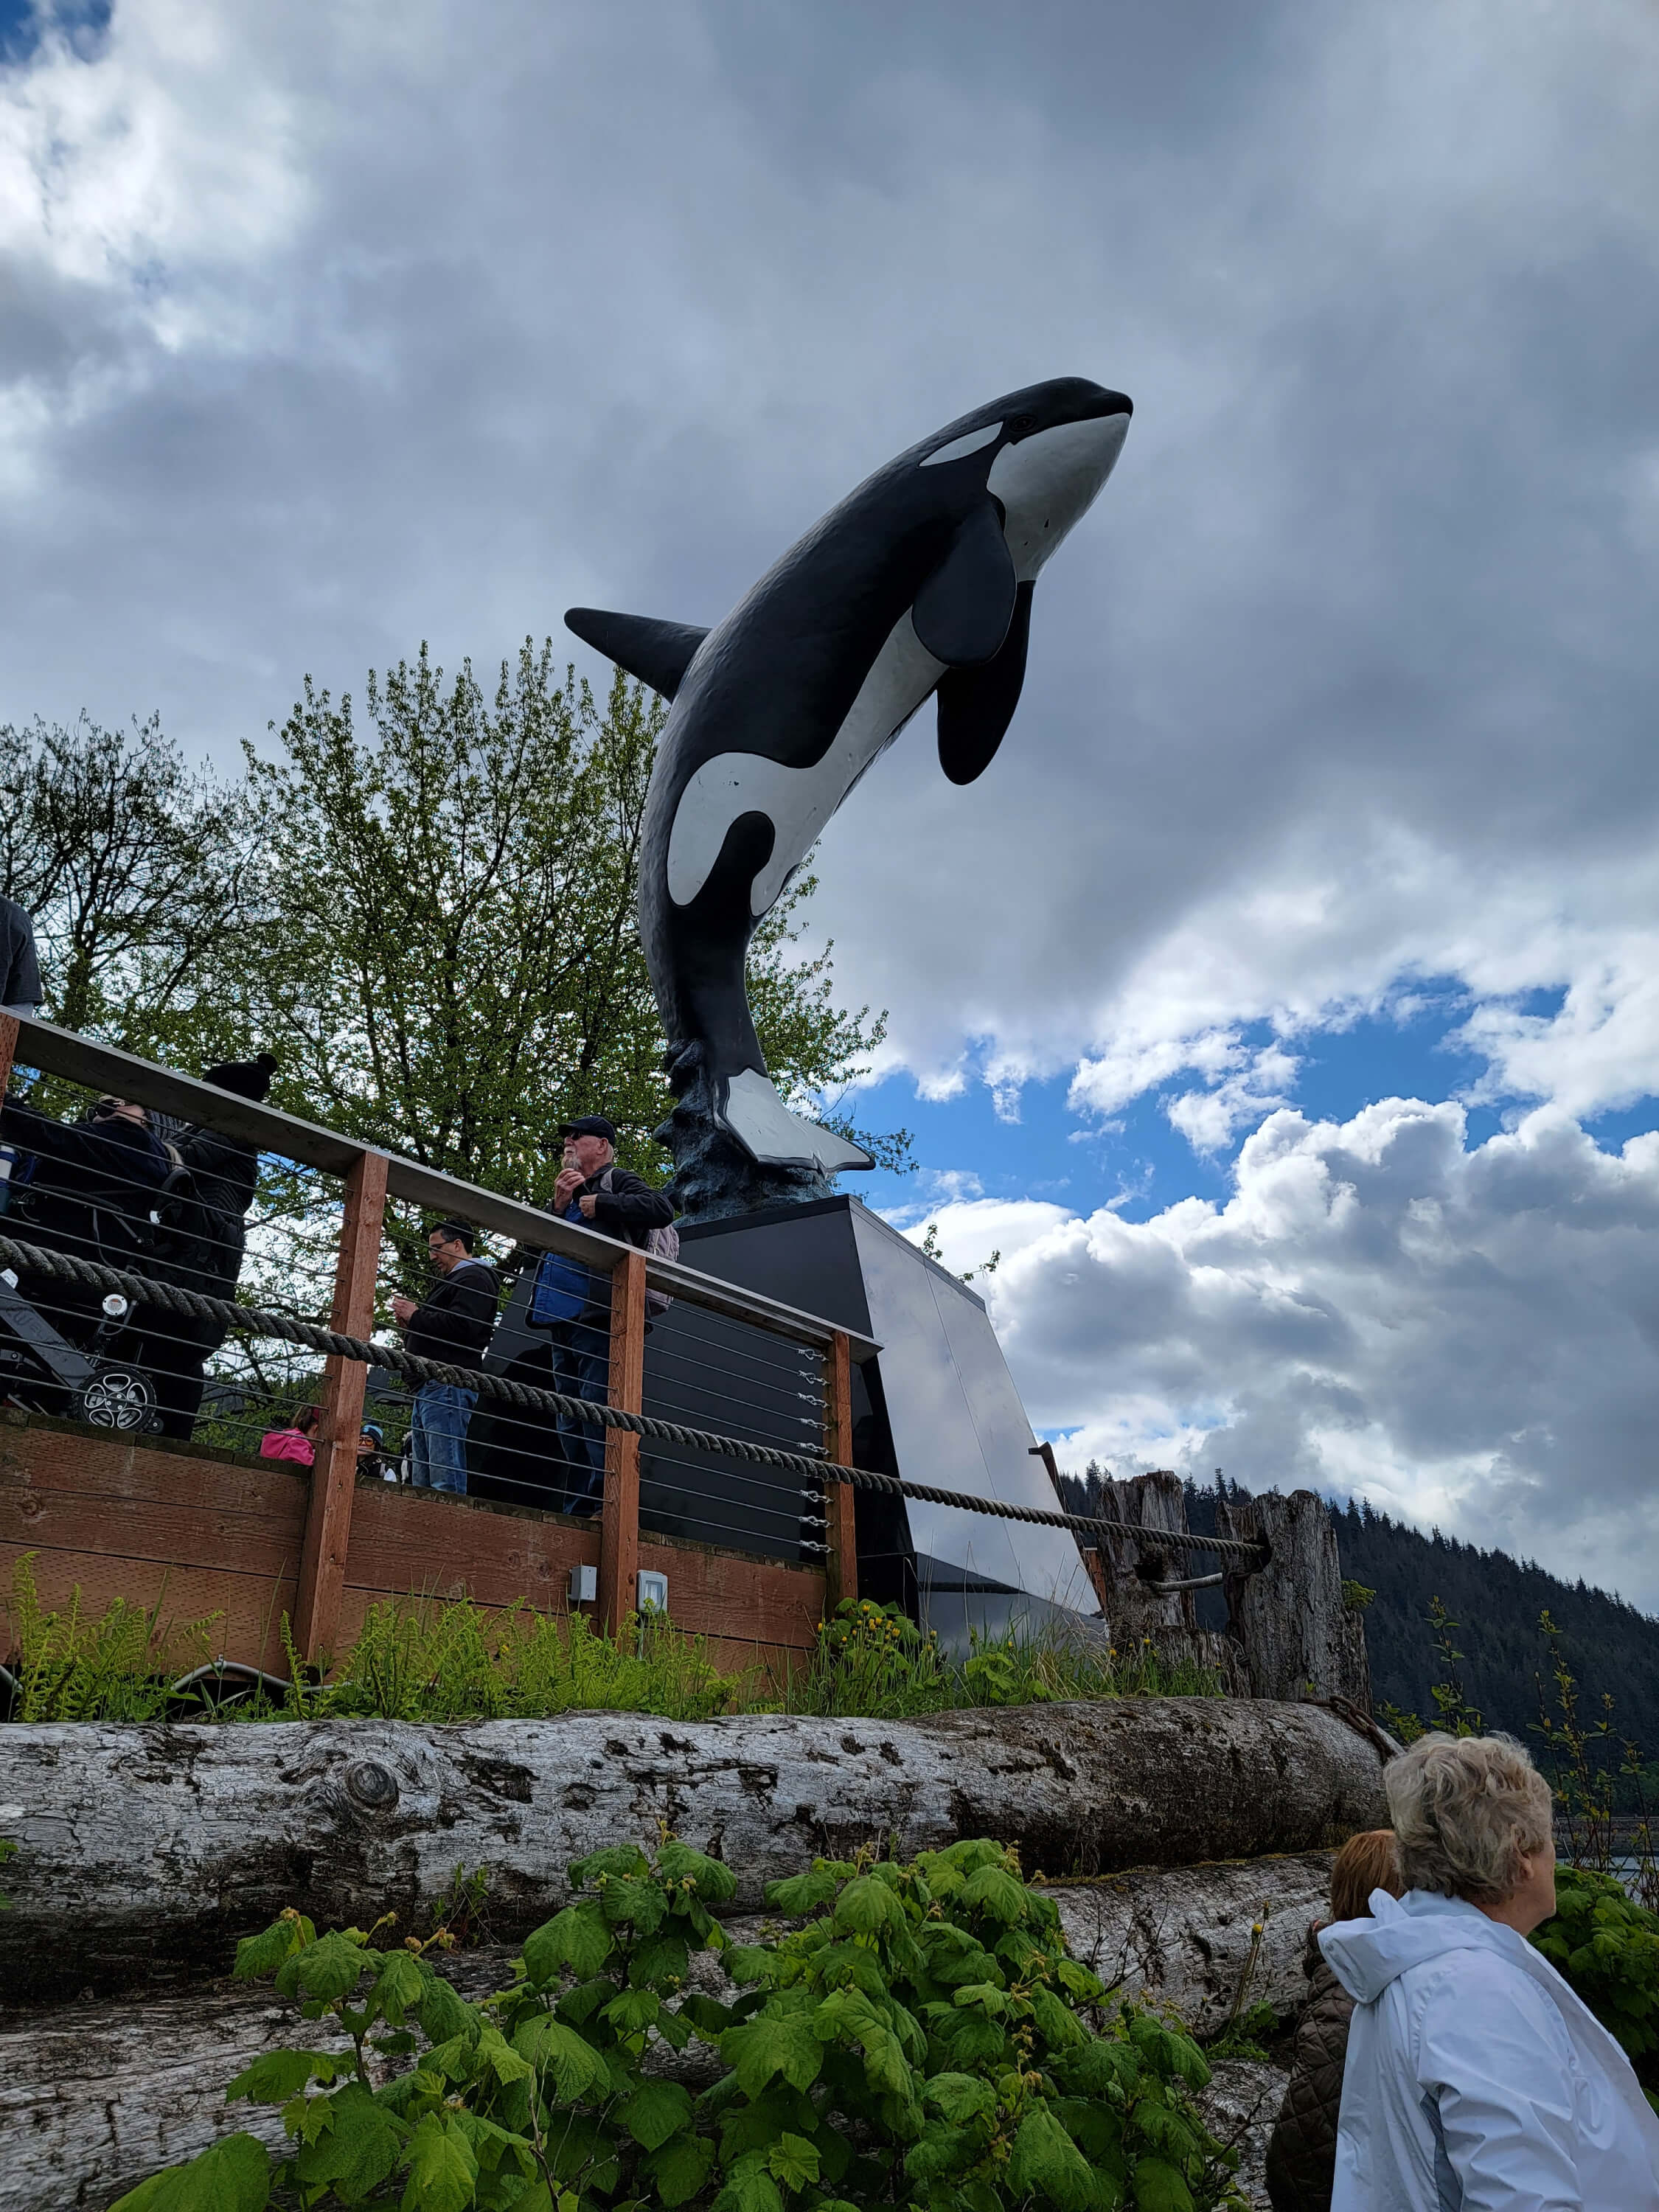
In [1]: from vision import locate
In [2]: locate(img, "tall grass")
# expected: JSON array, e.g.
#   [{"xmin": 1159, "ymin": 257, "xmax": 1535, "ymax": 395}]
[
  {"xmin": 779, "ymin": 1599, "xmax": 1223, "ymax": 1718},
  {"xmin": 2, "ymin": 1563, "xmax": 1222, "ymax": 1726}
]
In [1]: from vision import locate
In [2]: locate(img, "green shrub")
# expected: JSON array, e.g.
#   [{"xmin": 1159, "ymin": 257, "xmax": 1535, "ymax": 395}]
[
  {"xmin": 116, "ymin": 1838, "xmax": 1249, "ymax": 2211},
  {"xmin": 1532, "ymin": 1865, "xmax": 1659, "ymax": 2094},
  {"xmin": 784, "ymin": 1601, "xmax": 1222, "ymax": 1719}
]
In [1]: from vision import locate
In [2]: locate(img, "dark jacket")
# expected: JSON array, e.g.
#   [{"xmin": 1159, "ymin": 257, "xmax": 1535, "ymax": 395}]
[
  {"xmin": 528, "ymin": 1166, "xmax": 675, "ymax": 1326},
  {"xmin": 0, "ymin": 1096, "xmax": 171, "ymax": 1264},
  {"xmin": 1, "ymin": 897, "xmax": 43, "ymax": 1012},
  {"xmin": 1265, "ymin": 1927, "xmax": 1354, "ymax": 2212},
  {"xmin": 403, "ymin": 1255, "xmax": 501, "ymax": 1369},
  {"xmin": 150, "ymin": 1123, "xmax": 261, "ymax": 1350}
]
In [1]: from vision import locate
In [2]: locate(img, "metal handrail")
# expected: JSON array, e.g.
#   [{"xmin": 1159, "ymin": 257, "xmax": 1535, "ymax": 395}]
[{"xmin": 6, "ymin": 1014, "xmax": 880, "ymax": 1359}]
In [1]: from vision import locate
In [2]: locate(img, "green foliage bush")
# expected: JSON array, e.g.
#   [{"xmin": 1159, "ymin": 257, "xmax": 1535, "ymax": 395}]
[
  {"xmin": 785, "ymin": 1602, "xmax": 1221, "ymax": 1721},
  {"xmin": 116, "ymin": 1839, "xmax": 1248, "ymax": 2212},
  {"xmin": 1531, "ymin": 1865, "xmax": 1659, "ymax": 2095}
]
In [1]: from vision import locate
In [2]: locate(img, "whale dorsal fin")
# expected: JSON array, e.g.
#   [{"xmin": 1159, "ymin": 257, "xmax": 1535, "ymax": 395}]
[
  {"xmin": 911, "ymin": 501, "xmax": 1018, "ymax": 668},
  {"xmin": 564, "ymin": 608, "xmax": 709, "ymax": 700},
  {"xmin": 936, "ymin": 581, "xmax": 1034, "ymax": 785}
]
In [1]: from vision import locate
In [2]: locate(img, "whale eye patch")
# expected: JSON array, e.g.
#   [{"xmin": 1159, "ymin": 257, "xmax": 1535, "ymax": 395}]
[{"xmin": 920, "ymin": 421, "xmax": 1002, "ymax": 467}]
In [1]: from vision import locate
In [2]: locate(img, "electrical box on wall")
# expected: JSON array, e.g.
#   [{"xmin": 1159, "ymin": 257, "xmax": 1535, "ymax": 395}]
[
  {"xmin": 568, "ymin": 1564, "xmax": 597, "ymax": 1604},
  {"xmin": 637, "ymin": 1570, "xmax": 669, "ymax": 1615}
]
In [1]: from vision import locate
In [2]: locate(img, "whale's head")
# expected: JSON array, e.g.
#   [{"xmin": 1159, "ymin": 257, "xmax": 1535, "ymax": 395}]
[{"xmin": 917, "ymin": 377, "xmax": 1132, "ymax": 584}]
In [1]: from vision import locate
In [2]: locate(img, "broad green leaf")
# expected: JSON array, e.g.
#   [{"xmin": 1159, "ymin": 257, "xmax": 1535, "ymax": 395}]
[
  {"xmin": 766, "ymin": 2132, "xmax": 821, "ymax": 2190},
  {"xmin": 629, "ymin": 1931, "xmax": 690, "ymax": 1987},
  {"xmin": 1032, "ymin": 1986, "xmax": 1087, "ymax": 2049},
  {"xmin": 224, "ymin": 2049, "xmax": 345, "ymax": 2103},
  {"xmin": 476, "ymin": 2023, "xmax": 536, "ymax": 2087},
  {"xmin": 293, "ymin": 2083, "xmax": 407, "ymax": 2199},
  {"xmin": 278, "ymin": 1930, "xmax": 372, "ymax": 2004},
  {"xmin": 451, "ymin": 2110, "xmax": 537, "ymax": 2177},
  {"xmin": 721, "ymin": 2011, "xmax": 826, "ymax": 2096},
  {"xmin": 1057, "ymin": 1958, "xmax": 1106, "ymax": 2003},
  {"xmin": 922, "ymin": 2073, "xmax": 997, "ymax": 2126},
  {"xmin": 569, "ymin": 1845, "xmax": 650, "ymax": 1886},
  {"xmin": 513, "ymin": 2014, "xmax": 608, "ymax": 2102},
  {"xmin": 414, "ymin": 1968, "xmax": 476, "ymax": 2045},
  {"xmin": 647, "ymin": 2133, "xmax": 717, "ymax": 2209},
  {"xmin": 810, "ymin": 1941, "xmax": 886, "ymax": 1997},
  {"xmin": 110, "ymin": 2132, "xmax": 271, "ymax": 2212},
  {"xmin": 711, "ymin": 2155, "xmax": 785, "ymax": 2212},
  {"xmin": 619, "ymin": 2078, "xmax": 694, "ymax": 2150},
  {"xmin": 952, "ymin": 1982, "xmax": 1008, "ymax": 2015},
  {"xmin": 763, "ymin": 1868, "xmax": 840, "ymax": 1917},
  {"xmin": 524, "ymin": 1901, "xmax": 613, "ymax": 1983},
  {"xmin": 1131, "ymin": 2155, "xmax": 1195, "ymax": 2212},
  {"xmin": 657, "ymin": 1840, "xmax": 739, "ymax": 1902},
  {"xmin": 678, "ymin": 1992, "xmax": 734, "ymax": 2039},
  {"xmin": 600, "ymin": 1877, "xmax": 668, "ymax": 1935},
  {"xmin": 957, "ymin": 1865, "xmax": 1030, "ymax": 1926},
  {"xmin": 905, "ymin": 2121, "xmax": 978, "ymax": 2183},
  {"xmin": 832, "ymin": 1876, "xmax": 901, "ymax": 1937},
  {"xmin": 234, "ymin": 1919, "xmax": 309, "ymax": 1981},
  {"xmin": 723, "ymin": 1944, "xmax": 778, "ymax": 1987},
  {"xmin": 602, "ymin": 1986, "xmax": 661, "ymax": 2033},
  {"xmin": 401, "ymin": 2112, "xmax": 480, "ymax": 2212},
  {"xmin": 935, "ymin": 2010, "xmax": 1007, "ymax": 2065},
  {"xmin": 373, "ymin": 1950, "xmax": 428, "ymax": 2025},
  {"xmin": 1007, "ymin": 2104, "xmax": 1099, "ymax": 2211}
]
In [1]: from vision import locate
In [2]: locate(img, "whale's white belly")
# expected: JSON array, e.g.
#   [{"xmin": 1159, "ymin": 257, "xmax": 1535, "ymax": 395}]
[{"xmin": 667, "ymin": 613, "xmax": 945, "ymax": 915}]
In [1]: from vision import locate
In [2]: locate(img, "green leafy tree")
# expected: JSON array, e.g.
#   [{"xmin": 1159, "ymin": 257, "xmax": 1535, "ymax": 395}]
[
  {"xmin": 235, "ymin": 641, "xmax": 901, "ymax": 1203},
  {"xmin": 0, "ymin": 711, "xmax": 255, "ymax": 1065},
  {"xmin": 119, "ymin": 1837, "xmax": 1247, "ymax": 2211}
]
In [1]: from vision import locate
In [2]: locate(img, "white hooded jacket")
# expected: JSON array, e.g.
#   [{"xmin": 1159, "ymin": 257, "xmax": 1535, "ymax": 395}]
[{"xmin": 1319, "ymin": 1888, "xmax": 1659, "ymax": 2211}]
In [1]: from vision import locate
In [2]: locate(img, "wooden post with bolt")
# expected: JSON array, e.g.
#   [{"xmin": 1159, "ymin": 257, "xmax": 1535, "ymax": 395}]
[
  {"xmin": 0, "ymin": 1012, "xmax": 18, "ymax": 1102},
  {"xmin": 596, "ymin": 1245, "xmax": 647, "ymax": 1635},
  {"xmin": 824, "ymin": 1328, "xmax": 858, "ymax": 1613},
  {"xmin": 293, "ymin": 1148, "xmax": 388, "ymax": 1665}
]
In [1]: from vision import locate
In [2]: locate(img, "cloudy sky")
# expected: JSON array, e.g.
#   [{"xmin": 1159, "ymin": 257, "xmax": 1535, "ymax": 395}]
[{"xmin": 5, "ymin": 1, "xmax": 1659, "ymax": 1596}]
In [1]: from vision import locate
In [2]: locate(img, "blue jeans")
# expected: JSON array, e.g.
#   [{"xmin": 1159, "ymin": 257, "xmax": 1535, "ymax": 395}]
[
  {"xmin": 409, "ymin": 1382, "xmax": 475, "ymax": 1494},
  {"xmin": 547, "ymin": 1321, "xmax": 610, "ymax": 1514}
]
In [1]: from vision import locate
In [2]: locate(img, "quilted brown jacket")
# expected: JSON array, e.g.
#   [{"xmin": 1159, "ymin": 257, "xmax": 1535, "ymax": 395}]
[{"xmin": 1264, "ymin": 1927, "xmax": 1353, "ymax": 2212}]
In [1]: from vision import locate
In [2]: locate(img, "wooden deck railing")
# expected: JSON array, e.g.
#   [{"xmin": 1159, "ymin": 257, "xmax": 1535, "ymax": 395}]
[{"xmin": 0, "ymin": 1012, "xmax": 874, "ymax": 1666}]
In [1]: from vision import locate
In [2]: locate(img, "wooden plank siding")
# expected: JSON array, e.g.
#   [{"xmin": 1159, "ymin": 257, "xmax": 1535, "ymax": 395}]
[{"xmin": 0, "ymin": 1411, "xmax": 826, "ymax": 1690}]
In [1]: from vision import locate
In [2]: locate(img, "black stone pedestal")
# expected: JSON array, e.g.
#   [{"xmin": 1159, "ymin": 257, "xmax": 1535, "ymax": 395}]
[{"xmin": 678, "ymin": 1195, "xmax": 1102, "ymax": 1649}]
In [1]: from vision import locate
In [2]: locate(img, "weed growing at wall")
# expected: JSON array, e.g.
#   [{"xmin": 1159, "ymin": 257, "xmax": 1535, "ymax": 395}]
[
  {"xmin": 782, "ymin": 1601, "xmax": 1222, "ymax": 1719},
  {"xmin": 115, "ymin": 1837, "xmax": 1249, "ymax": 2212}
]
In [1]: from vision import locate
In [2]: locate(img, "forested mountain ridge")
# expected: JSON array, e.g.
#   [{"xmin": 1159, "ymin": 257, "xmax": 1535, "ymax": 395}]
[{"xmin": 1061, "ymin": 1468, "xmax": 1659, "ymax": 1755}]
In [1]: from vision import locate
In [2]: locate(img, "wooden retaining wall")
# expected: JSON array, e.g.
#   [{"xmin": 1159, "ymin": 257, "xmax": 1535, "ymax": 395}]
[{"xmin": 0, "ymin": 1408, "xmax": 826, "ymax": 1682}]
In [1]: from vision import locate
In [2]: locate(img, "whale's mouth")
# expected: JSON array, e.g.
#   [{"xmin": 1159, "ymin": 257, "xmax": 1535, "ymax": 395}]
[{"xmin": 987, "ymin": 411, "xmax": 1130, "ymax": 582}]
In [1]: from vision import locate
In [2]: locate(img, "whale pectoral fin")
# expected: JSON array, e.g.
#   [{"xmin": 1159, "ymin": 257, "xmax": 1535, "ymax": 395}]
[
  {"xmin": 936, "ymin": 580, "xmax": 1034, "ymax": 786},
  {"xmin": 717, "ymin": 1070, "xmax": 875, "ymax": 1173},
  {"xmin": 911, "ymin": 501, "xmax": 1018, "ymax": 668},
  {"xmin": 564, "ymin": 608, "xmax": 710, "ymax": 700}
]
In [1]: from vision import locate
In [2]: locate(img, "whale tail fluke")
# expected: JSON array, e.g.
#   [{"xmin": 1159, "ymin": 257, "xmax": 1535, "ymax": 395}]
[
  {"xmin": 717, "ymin": 1069, "xmax": 874, "ymax": 1175},
  {"xmin": 564, "ymin": 608, "xmax": 709, "ymax": 701}
]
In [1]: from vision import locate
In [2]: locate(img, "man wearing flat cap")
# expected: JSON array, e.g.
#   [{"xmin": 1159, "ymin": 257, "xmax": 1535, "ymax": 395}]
[{"xmin": 521, "ymin": 1115, "xmax": 675, "ymax": 1516}]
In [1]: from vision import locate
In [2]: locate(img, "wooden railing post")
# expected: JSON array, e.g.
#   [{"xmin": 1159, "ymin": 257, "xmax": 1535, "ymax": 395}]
[
  {"xmin": 294, "ymin": 1148, "xmax": 388, "ymax": 1665},
  {"xmin": 597, "ymin": 1246, "xmax": 647, "ymax": 1635},
  {"xmin": 0, "ymin": 1012, "xmax": 18, "ymax": 1100},
  {"xmin": 825, "ymin": 1329, "xmax": 858, "ymax": 1612}
]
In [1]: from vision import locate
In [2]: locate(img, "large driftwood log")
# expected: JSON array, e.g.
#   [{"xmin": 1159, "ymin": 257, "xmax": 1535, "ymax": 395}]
[
  {"xmin": 0, "ymin": 1855, "xmax": 1324, "ymax": 2212},
  {"xmin": 0, "ymin": 1702, "xmax": 1382, "ymax": 1997}
]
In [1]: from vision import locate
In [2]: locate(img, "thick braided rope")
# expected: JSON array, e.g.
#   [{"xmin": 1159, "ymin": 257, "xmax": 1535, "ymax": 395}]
[{"xmin": 0, "ymin": 1233, "xmax": 1267, "ymax": 1562}]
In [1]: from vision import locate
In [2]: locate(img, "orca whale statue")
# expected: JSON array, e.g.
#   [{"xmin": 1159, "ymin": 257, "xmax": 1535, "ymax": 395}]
[{"xmin": 567, "ymin": 375, "xmax": 1132, "ymax": 1217}]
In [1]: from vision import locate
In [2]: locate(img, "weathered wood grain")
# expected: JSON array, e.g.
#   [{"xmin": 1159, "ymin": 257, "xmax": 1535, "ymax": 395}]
[
  {"xmin": 0, "ymin": 1700, "xmax": 1383, "ymax": 1997},
  {"xmin": 1219, "ymin": 1489, "xmax": 1371, "ymax": 1708}
]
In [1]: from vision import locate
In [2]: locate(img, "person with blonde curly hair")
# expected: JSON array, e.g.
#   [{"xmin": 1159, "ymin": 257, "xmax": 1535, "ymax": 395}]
[{"xmin": 1321, "ymin": 1732, "xmax": 1659, "ymax": 2208}]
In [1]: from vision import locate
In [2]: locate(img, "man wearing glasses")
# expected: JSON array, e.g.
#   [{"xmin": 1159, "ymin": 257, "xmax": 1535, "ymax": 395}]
[{"xmin": 391, "ymin": 1220, "xmax": 500, "ymax": 1495}]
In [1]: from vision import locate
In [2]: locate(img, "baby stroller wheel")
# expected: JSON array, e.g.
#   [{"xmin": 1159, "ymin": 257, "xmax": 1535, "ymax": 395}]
[{"xmin": 74, "ymin": 1363, "xmax": 161, "ymax": 1433}]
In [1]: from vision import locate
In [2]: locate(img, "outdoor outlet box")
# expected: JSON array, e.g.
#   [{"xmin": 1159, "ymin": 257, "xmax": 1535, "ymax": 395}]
[
  {"xmin": 568, "ymin": 1563, "xmax": 597, "ymax": 1604},
  {"xmin": 637, "ymin": 1570, "xmax": 669, "ymax": 1615}
]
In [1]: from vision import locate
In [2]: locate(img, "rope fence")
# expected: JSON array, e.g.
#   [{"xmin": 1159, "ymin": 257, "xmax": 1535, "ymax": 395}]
[{"xmin": 0, "ymin": 1231, "xmax": 1269, "ymax": 1565}]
